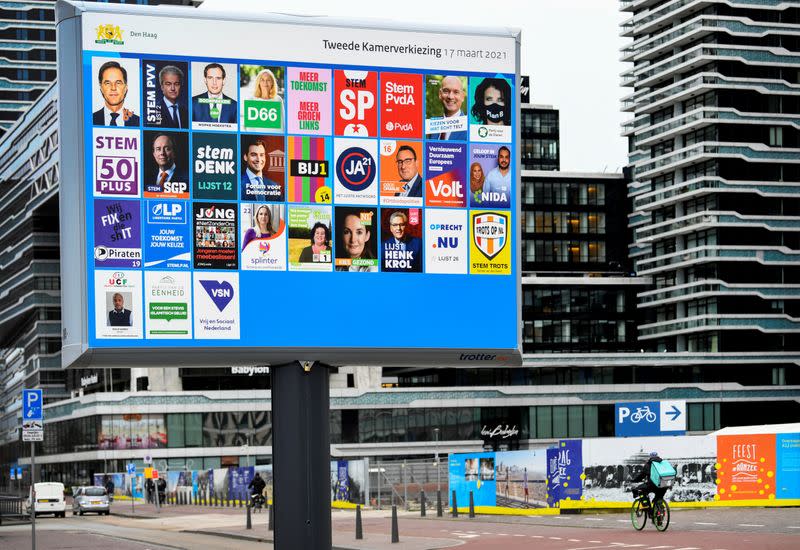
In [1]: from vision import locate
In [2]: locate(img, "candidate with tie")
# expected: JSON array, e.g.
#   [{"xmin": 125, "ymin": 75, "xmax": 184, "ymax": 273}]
[
  {"xmin": 240, "ymin": 140, "xmax": 281, "ymax": 201},
  {"xmin": 147, "ymin": 133, "xmax": 188, "ymax": 195},
  {"xmin": 191, "ymin": 63, "xmax": 238, "ymax": 125},
  {"xmin": 157, "ymin": 65, "xmax": 188, "ymax": 129},
  {"xmin": 92, "ymin": 61, "xmax": 140, "ymax": 127}
]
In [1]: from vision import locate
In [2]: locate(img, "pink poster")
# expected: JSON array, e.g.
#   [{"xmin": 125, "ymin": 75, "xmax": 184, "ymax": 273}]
[{"xmin": 287, "ymin": 67, "xmax": 332, "ymax": 135}]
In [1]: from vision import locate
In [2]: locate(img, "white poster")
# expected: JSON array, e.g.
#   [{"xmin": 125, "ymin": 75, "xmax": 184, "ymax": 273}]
[
  {"xmin": 95, "ymin": 270, "xmax": 143, "ymax": 339},
  {"xmin": 144, "ymin": 271, "xmax": 192, "ymax": 339},
  {"xmin": 240, "ymin": 203, "xmax": 287, "ymax": 271},
  {"xmin": 425, "ymin": 209, "xmax": 468, "ymax": 274},
  {"xmin": 333, "ymin": 138, "xmax": 378, "ymax": 205},
  {"xmin": 193, "ymin": 271, "xmax": 240, "ymax": 339}
]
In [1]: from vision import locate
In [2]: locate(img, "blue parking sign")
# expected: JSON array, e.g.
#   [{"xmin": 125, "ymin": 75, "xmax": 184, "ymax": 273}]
[
  {"xmin": 127, "ymin": 463, "xmax": 136, "ymax": 475},
  {"xmin": 22, "ymin": 389, "xmax": 43, "ymax": 421}
]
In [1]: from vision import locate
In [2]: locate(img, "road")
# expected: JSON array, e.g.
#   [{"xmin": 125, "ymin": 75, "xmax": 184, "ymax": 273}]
[{"xmin": 0, "ymin": 505, "xmax": 797, "ymax": 549}]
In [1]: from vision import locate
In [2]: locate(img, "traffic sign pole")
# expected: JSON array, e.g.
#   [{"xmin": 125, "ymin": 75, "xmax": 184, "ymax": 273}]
[{"xmin": 31, "ymin": 439, "xmax": 35, "ymax": 550}]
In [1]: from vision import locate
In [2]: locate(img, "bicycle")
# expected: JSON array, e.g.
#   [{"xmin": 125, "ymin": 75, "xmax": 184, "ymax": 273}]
[{"xmin": 631, "ymin": 492, "xmax": 670, "ymax": 532}]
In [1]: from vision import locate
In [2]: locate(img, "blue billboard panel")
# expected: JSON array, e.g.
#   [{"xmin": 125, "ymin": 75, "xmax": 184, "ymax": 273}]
[
  {"xmin": 59, "ymin": 6, "xmax": 521, "ymax": 368},
  {"xmin": 449, "ymin": 452, "xmax": 496, "ymax": 507}
]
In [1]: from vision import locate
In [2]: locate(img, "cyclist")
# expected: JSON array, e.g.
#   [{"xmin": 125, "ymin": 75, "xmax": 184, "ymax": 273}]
[
  {"xmin": 632, "ymin": 451, "xmax": 667, "ymax": 514},
  {"xmin": 248, "ymin": 472, "xmax": 266, "ymax": 508}
]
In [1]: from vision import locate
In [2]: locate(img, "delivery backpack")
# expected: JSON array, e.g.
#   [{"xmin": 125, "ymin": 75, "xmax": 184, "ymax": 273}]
[{"xmin": 650, "ymin": 459, "xmax": 677, "ymax": 488}]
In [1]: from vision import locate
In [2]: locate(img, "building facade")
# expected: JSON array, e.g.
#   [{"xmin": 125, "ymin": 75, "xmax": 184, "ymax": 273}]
[{"xmin": 620, "ymin": 0, "xmax": 800, "ymax": 375}]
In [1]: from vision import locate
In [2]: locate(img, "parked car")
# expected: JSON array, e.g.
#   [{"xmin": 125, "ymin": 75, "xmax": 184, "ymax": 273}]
[
  {"xmin": 72, "ymin": 486, "xmax": 111, "ymax": 516},
  {"xmin": 26, "ymin": 482, "xmax": 66, "ymax": 517}
]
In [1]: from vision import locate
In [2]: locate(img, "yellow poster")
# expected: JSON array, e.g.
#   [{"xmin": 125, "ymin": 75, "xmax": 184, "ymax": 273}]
[{"xmin": 469, "ymin": 210, "xmax": 511, "ymax": 275}]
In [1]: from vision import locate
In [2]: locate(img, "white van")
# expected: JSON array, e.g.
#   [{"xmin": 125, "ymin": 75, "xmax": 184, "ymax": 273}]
[{"xmin": 27, "ymin": 482, "xmax": 66, "ymax": 517}]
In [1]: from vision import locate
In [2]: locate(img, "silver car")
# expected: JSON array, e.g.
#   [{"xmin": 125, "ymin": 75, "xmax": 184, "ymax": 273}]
[{"xmin": 72, "ymin": 486, "xmax": 110, "ymax": 516}]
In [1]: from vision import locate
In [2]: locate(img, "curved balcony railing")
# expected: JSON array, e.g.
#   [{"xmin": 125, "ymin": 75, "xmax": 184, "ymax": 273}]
[
  {"xmin": 635, "ymin": 211, "xmax": 800, "ymax": 241},
  {"xmin": 638, "ymin": 279, "xmax": 800, "ymax": 306},
  {"xmin": 639, "ymin": 313, "xmax": 800, "ymax": 338},
  {"xmin": 635, "ymin": 245, "xmax": 800, "ymax": 274},
  {"xmin": 633, "ymin": 177, "xmax": 800, "ymax": 211}
]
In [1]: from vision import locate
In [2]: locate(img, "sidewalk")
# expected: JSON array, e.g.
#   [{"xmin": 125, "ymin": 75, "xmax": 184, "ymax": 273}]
[{"xmin": 108, "ymin": 505, "xmax": 462, "ymax": 549}]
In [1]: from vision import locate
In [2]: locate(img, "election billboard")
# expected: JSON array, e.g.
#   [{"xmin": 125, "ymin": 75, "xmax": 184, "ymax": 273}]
[{"xmin": 57, "ymin": 2, "xmax": 521, "ymax": 368}]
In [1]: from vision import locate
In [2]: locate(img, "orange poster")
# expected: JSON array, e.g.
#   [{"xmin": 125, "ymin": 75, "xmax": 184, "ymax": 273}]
[{"xmin": 716, "ymin": 434, "xmax": 776, "ymax": 501}]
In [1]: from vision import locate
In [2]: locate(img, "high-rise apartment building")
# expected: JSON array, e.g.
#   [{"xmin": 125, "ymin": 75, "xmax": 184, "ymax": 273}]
[{"xmin": 621, "ymin": 1, "xmax": 800, "ymax": 387}]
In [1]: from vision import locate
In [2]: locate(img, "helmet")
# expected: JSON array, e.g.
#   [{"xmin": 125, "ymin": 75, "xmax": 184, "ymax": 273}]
[{"xmin": 649, "ymin": 451, "xmax": 659, "ymax": 457}]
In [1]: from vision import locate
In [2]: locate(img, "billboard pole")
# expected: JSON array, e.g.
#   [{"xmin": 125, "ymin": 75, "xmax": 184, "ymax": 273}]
[{"xmin": 271, "ymin": 361, "xmax": 331, "ymax": 550}]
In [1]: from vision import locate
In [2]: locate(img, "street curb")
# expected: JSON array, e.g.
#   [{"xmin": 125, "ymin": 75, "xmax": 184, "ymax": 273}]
[{"xmin": 182, "ymin": 529, "xmax": 360, "ymax": 550}]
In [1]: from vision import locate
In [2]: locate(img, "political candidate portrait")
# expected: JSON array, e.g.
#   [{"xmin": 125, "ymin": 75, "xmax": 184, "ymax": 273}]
[
  {"xmin": 241, "ymin": 139, "xmax": 281, "ymax": 201},
  {"xmin": 298, "ymin": 221, "xmax": 331, "ymax": 264},
  {"xmin": 471, "ymin": 77, "xmax": 511, "ymax": 126},
  {"xmin": 157, "ymin": 65, "xmax": 188, "ymax": 129},
  {"xmin": 241, "ymin": 204, "xmax": 276, "ymax": 250},
  {"xmin": 108, "ymin": 292, "xmax": 133, "ymax": 327},
  {"xmin": 93, "ymin": 60, "xmax": 140, "ymax": 127},
  {"xmin": 393, "ymin": 145, "xmax": 422, "ymax": 198},
  {"xmin": 484, "ymin": 146, "xmax": 512, "ymax": 198},
  {"xmin": 335, "ymin": 208, "xmax": 378, "ymax": 272},
  {"xmin": 192, "ymin": 62, "xmax": 238, "ymax": 124},
  {"xmin": 146, "ymin": 133, "xmax": 188, "ymax": 194},
  {"xmin": 427, "ymin": 75, "xmax": 468, "ymax": 141},
  {"xmin": 381, "ymin": 210, "xmax": 422, "ymax": 273}
]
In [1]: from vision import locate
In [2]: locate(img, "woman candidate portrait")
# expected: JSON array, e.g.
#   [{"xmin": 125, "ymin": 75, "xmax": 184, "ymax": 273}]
[
  {"xmin": 471, "ymin": 77, "xmax": 511, "ymax": 126},
  {"xmin": 335, "ymin": 209, "xmax": 378, "ymax": 272},
  {"xmin": 242, "ymin": 66, "xmax": 285, "ymax": 132},
  {"xmin": 298, "ymin": 221, "xmax": 331, "ymax": 264},
  {"xmin": 470, "ymin": 162, "xmax": 486, "ymax": 194},
  {"xmin": 241, "ymin": 204, "xmax": 275, "ymax": 250}
]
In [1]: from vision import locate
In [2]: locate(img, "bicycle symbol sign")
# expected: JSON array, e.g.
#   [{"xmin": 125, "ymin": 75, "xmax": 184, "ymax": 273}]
[{"xmin": 615, "ymin": 400, "xmax": 686, "ymax": 437}]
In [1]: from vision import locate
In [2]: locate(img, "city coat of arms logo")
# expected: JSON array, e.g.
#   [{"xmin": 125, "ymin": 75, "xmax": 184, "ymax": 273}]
[
  {"xmin": 473, "ymin": 212, "xmax": 508, "ymax": 260},
  {"xmin": 95, "ymin": 24, "xmax": 124, "ymax": 45}
]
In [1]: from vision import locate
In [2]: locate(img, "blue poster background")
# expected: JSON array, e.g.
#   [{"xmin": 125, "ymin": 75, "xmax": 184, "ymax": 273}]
[
  {"xmin": 547, "ymin": 440, "xmax": 583, "ymax": 506},
  {"xmin": 776, "ymin": 433, "xmax": 800, "ymax": 500},
  {"xmin": 228, "ymin": 466, "xmax": 255, "ymax": 499},
  {"xmin": 448, "ymin": 452, "xmax": 496, "ymax": 507}
]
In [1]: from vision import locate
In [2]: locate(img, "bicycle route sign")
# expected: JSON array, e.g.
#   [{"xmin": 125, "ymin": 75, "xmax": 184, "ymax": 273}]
[{"xmin": 615, "ymin": 400, "xmax": 686, "ymax": 437}]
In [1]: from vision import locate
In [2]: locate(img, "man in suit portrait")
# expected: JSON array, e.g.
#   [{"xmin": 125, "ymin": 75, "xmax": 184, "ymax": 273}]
[
  {"xmin": 108, "ymin": 293, "xmax": 133, "ymax": 327},
  {"xmin": 241, "ymin": 140, "xmax": 281, "ymax": 201},
  {"xmin": 158, "ymin": 65, "xmax": 187, "ymax": 129},
  {"xmin": 93, "ymin": 61, "xmax": 140, "ymax": 127},
  {"xmin": 382, "ymin": 210, "xmax": 422, "ymax": 272},
  {"xmin": 427, "ymin": 75, "xmax": 468, "ymax": 141},
  {"xmin": 394, "ymin": 145, "xmax": 422, "ymax": 198},
  {"xmin": 192, "ymin": 63, "xmax": 238, "ymax": 124},
  {"xmin": 147, "ymin": 134, "xmax": 188, "ymax": 194}
]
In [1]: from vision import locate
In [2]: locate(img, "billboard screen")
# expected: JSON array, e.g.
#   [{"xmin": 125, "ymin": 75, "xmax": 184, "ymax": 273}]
[{"xmin": 58, "ymin": 4, "xmax": 521, "ymax": 368}]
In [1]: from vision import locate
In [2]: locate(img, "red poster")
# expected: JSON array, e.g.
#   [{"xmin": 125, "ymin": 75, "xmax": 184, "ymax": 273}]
[
  {"xmin": 716, "ymin": 434, "xmax": 777, "ymax": 501},
  {"xmin": 380, "ymin": 72, "xmax": 422, "ymax": 139},
  {"xmin": 334, "ymin": 70, "xmax": 377, "ymax": 137}
]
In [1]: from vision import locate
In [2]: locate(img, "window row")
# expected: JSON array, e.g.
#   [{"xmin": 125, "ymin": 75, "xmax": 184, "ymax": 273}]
[
  {"xmin": 523, "ymin": 288, "xmax": 627, "ymax": 314},
  {"xmin": 523, "ymin": 181, "xmax": 606, "ymax": 206},
  {"xmin": 524, "ymin": 240, "xmax": 606, "ymax": 263},
  {"xmin": 523, "ymin": 320, "xmax": 628, "ymax": 344},
  {"xmin": 522, "ymin": 211, "xmax": 606, "ymax": 234}
]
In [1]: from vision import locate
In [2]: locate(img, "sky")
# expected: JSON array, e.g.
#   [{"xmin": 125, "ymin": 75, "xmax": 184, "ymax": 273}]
[{"xmin": 198, "ymin": 0, "xmax": 628, "ymax": 173}]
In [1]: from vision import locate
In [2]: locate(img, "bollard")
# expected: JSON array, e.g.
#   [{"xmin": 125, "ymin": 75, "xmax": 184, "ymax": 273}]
[
  {"xmin": 391, "ymin": 505, "xmax": 399, "ymax": 544},
  {"xmin": 214, "ymin": 494, "xmax": 217, "ymax": 507},
  {"xmin": 420, "ymin": 490, "xmax": 426, "ymax": 517},
  {"xmin": 451, "ymin": 490, "xmax": 458, "ymax": 518},
  {"xmin": 355, "ymin": 504, "xmax": 363, "ymax": 540},
  {"xmin": 268, "ymin": 502, "xmax": 274, "ymax": 531},
  {"xmin": 469, "ymin": 491, "xmax": 475, "ymax": 518},
  {"xmin": 246, "ymin": 501, "xmax": 252, "ymax": 530},
  {"xmin": 436, "ymin": 490, "xmax": 443, "ymax": 517}
]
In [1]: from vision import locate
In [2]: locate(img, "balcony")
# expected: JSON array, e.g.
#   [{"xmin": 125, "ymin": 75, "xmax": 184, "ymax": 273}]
[
  {"xmin": 635, "ymin": 210, "xmax": 800, "ymax": 242},
  {"xmin": 635, "ymin": 245, "xmax": 800, "ymax": 275},
  {"xmin": 634, "ymin": 176, "xmax": 800, "ymax": 211},
  {"xmin": 639, "ymin": 313, "xmax": 800, "ymax": 339},
  {"xmin": 638, "ymin": 279, "xmax": 800, "ymax": 307}
]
